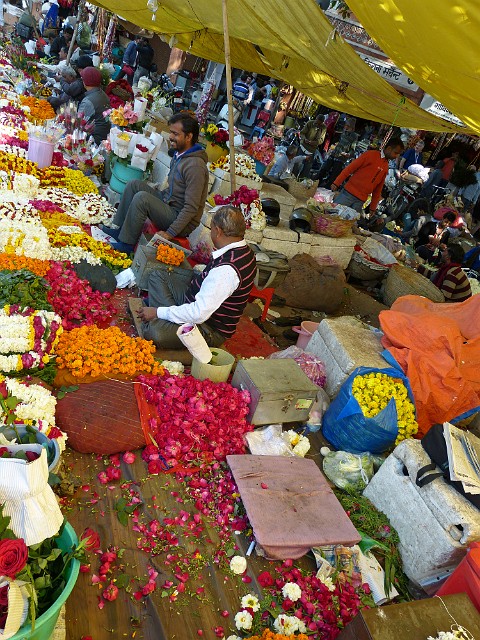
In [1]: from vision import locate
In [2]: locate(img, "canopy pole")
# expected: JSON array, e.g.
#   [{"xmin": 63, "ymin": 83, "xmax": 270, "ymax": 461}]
[
  {"xmin": 66, "ymin": 0, "xmax": 86, "ymax": 65},
  {"xmin": 222, "ymin": 0, "xmax": 236, "ymax": 193}
]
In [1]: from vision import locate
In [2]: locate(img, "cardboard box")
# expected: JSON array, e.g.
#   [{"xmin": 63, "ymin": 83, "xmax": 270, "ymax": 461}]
[
  {"xmin": 231, "ymin": 359, "xmax": 318, "ymax": 425},
  {"xmin": 131, "ymin": 244, "xmax": 192, "ymax": 291}
]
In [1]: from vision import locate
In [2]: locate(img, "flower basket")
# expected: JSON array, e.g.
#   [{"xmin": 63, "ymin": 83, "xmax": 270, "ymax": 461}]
[
  {"xmin": 313, "ymin": 211, "xmax": 354, "ymax": 237},
  {"xmin": 191, "ymin": 348, "xmax": 235, "ymax": 383},
  {"xmin": 285, "ymin": 177, "xmax": 316, "ymax": 201},
  {"xmin": 348, "ymin": 251, "xmax": 390, "ymax": 281},
  {"xmin": 383, "ymin": 263, "xmax": 445, "ymax": 307},
  {"xmin": 111, "ymin": 85, "xmax": 133, "ymax": 102},
  {"xmin": 205, "ymin": 141, "xmax": 227, "ymax": 164}
]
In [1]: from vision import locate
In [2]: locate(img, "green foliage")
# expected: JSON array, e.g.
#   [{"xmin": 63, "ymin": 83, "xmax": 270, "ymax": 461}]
[
  {"xmin": 0, "ymin": 270, "xmax": 52, "ymax": 310},
  {"xmin": 334, "ymin": 489, "xmax": 411, "ymax": 600}
]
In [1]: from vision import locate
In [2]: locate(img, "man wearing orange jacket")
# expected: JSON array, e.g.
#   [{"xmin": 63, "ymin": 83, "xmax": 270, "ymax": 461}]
[{"xmin": 331, "ymin": 137, "xmax": 404, "ymax": 213}]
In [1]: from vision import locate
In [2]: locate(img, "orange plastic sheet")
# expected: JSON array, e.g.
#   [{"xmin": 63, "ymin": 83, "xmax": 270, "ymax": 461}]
[{"xmin": 379, "ymin": 295, "xmax": 480, "ymax": 436}]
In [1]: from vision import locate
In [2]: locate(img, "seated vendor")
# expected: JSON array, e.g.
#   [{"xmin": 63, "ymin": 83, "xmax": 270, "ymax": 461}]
[
  {"xmin": 77, "ymin": 67, "xmax": 111, "ymax": 145},
  {"xmin": 48, "ymin": 64, "xmax": 85, "ymax": 110},
  {"xmin": 136, "ymin": 206, "xmax": 257, "ymax": 349},
  {"xmin": 417, "ymin": 244, "xmax": 471, "ymax": 302},
  {"xmin": 268, "ymin": 145, "xmax": 306, "ymax": 179},
  {"xmin": 415, "ymin": 211, "xmax": 456, "ymax": 263}
]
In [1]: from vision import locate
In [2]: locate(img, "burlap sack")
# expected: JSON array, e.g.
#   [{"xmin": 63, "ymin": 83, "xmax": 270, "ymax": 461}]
[{"xmin": 276, "ymin": 253, "xmax": 346, "ymax": 313}]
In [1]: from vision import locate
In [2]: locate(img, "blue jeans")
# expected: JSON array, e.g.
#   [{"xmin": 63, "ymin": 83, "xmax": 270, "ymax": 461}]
[{"xmin": 334, "ymin": 189, "xmax": 364, "ymax": 213}]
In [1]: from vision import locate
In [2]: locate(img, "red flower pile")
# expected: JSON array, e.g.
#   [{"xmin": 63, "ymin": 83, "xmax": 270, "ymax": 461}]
[
  {"xmin": 213, "ymin": 184, "xmax": 260, "ymax": 208},
  {"xmin": 140, "ymin": 374, "xmax": 253, "ymax": 470},
  {"xmin": 254, "ymin": 561, "xmax": 372, "ymax": 640},
  {"xmin": 45, "ymin": 262, "xmax": 115, "ymax": 330}
]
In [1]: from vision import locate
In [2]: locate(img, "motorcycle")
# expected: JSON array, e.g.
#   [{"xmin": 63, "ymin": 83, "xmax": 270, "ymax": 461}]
[{"xmin": 379, "ymin": 178, "xmax": 423, "ymax": 222}]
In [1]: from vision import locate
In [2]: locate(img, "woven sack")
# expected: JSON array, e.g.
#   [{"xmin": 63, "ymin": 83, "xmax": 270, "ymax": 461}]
[
  {"xmin": 286, "ymin": 177, "xmax": 316, "ymax": 201},
  {"xmin": 314, "ymin": 212, "xmax": 353, "ymax": 238},
  {"xmin": 55, "ymin": 379, "xmax": 146, "ymax": 454},
  {"xmin": 383, "ymin": 263, "xmax": 445, "ymax": 307},
  {"xmin": 111, "ymin": 85, "xmax": 132, "ymax": 101},
  {"xmin": 348, "ymin": 252, "xmax": 390, "ymax": 281}
]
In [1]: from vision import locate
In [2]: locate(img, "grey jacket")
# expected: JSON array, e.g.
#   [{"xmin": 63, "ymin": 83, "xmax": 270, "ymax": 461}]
[
  {"xmin": 78, "ymin": 87, "xmax": 111, "ymax": 145},
  {"xmin": 160, "ymin": 144, "xmax": 209, "ymax": 237}
]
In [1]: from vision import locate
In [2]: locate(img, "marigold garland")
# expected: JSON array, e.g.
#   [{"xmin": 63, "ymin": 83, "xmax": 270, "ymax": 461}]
[
  {"xmin": 156, "ymin": 243, "xmax": 184, "ymax": 266},
  {"xmin": 37, "ymin": 210, "xmax": 82, "ymax": 229},
  {"xmin": 55, "ymin": 325, "xmax": 163, "ymax": 378},
  {"xmin": 351, "ymin": 372, "xmax": 418, "ymax": 444},
  {"xmin": 19, "ymin": 95, "xmax": 55, "ymax": 122},
  {"xmin": 0, "ymin": 253, "xmax": 50, "ymax": 276},
  {"xmin": 246, "ymin": 631, "xmax": 309, "ymax": 640}
]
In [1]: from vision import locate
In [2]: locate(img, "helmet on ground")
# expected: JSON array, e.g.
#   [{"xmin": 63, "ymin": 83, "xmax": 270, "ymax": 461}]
[{"xmin": 289, "ymin": 207, "xmax": 313, "ymax": 233}]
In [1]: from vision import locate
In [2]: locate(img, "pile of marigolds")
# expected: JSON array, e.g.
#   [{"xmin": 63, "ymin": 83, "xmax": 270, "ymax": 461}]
[
  {"xmin": 351, "ymin": 372, "xmax": 418, "ymax": 444},
  {"xmin": 156, "ymin": 243, "xmax": 185, "ymax": 266},
  {"xmin": 55, "ymin": 325, "xmax": 163, "ymax": 378}
]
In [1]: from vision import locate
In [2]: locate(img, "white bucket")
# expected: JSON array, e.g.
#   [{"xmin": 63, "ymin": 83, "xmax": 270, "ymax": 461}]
[{"xmin": 191, "ymin": 348, "xmax": 235, "ymax": 383}]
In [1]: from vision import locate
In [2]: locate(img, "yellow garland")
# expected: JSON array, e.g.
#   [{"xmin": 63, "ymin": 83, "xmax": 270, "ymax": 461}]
[
  {"xmin": 47, "ymin": 228, "xmax": 132, "ymax": 269},
  {"xmin": 351, "ymin": 372, "xmax": 418, "ymax": 444}
]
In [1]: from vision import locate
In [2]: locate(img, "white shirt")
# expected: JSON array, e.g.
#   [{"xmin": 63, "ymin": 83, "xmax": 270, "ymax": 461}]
[{"xmin": 156, "ymin": 240, "xmax": 246, "ymax": 326}]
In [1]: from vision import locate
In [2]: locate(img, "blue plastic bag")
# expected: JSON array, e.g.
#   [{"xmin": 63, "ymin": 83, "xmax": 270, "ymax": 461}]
[{"xmin": 322, "ymin": 366, "xmax": 414, "ymax": 454}]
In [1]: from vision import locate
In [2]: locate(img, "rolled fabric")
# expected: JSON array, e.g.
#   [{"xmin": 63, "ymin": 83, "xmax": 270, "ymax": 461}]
[{"xmin": 176, "ymin": 324, "xmax": 212, "ymax": 363}]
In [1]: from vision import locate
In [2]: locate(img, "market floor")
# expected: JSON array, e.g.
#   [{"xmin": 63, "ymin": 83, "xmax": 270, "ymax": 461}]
[{"xmin": 63, "ymin": 433, "xmax": 327, "ymax": 640}]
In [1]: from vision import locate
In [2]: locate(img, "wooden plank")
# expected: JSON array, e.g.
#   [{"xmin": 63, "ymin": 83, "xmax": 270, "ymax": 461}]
[{"xmin": 64, "ymin": 449, "xmax": 318, "ymax": 640}]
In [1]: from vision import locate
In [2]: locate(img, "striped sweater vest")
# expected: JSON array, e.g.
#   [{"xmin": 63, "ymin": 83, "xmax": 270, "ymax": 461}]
[{"xmin": 184, "ymin": 244, "xmax": 257, "ymax": 338}]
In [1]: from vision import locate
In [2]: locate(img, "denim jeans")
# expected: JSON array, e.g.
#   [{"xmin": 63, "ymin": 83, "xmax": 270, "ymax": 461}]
[{"xmin": 334, "ymin": 188, "xmax": 364, "ymax": 213}]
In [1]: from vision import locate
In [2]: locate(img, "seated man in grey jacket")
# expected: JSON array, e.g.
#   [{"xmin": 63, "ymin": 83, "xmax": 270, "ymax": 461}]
[{"xmin": 104, "ymin": 113, "xmax": 209, "ymax": 254}]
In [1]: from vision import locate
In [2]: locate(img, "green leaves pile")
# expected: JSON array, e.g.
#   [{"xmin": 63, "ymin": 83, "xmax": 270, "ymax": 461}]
[{"xmin": 0, "ymin": 270, "xmax": 52, "ymax": 310}]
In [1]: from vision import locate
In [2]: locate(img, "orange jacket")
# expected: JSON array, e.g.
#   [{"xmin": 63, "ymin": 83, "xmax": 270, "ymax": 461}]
[{"xmin": 333, "ymin": 150, "xmax": 389, "ymax": 211}]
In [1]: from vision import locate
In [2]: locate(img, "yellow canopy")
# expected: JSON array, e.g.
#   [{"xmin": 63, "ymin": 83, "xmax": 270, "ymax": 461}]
[
  {"xmin": 346, "ymin": 0, "xmax": 480, "ymax": 135},
  {"xmin": 93, "ymin": 0, "xmax": 472, "ymax": 133}
]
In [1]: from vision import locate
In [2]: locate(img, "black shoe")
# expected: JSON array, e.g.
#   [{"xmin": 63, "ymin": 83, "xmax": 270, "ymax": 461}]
[
  {"xmin": 271, "ymin": 294, "xmax": 286, "ymax": 307},
  {"xmin": 283, "ymin": 328, "xmax": 298, "ymax": 341},
  {"xmin": 272, "ymin": 315, "xmax": 303, "ymax": 327}
]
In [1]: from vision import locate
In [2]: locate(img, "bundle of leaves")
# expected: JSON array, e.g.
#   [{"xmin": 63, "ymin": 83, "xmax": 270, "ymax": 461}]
[
  {"xmin": 0, "ymin": 270, "xmax": 52, "ymax": 310},
  {"xmin": 333, "ymin": 489, "xmax": 410, "ymax": 600}
]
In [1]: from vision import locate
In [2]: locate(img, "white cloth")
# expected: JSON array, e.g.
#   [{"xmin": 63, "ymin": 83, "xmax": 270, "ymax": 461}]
[{"xmin": 156, "ymin": 239, "xmax": 246, "ymax": 325}]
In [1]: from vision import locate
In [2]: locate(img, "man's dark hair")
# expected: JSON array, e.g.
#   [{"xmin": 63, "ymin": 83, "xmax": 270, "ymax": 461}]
[
  {"xmin": 75, "ymin": 55, "xmax": 93, "ymax": 70},
  {"xmin": 443, "ymin": 211, "xmax": 457, "ymax": 224},
  {"xmin": 240, "ymin": 73, "xmax": 248, "ymax": 81},
  {"xmin": 168, "ymin": 112, "xmax": 199, "ymax": 144},
  {"xmin": 385, "ymin": 136, "xmax": 404, "ymax": 151},
  {"xmin": 64, "ymin": 26, "xmax": 74, "ymax": 35},
  {"xmin": 448, "ymin": 244, "xmax": 465, "ymax": 264}
]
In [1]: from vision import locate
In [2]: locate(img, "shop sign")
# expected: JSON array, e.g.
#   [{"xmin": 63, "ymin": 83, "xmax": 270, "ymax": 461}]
[{"xmin": 358, "ymin": 54, "xmax": 419, "ymax": 91}]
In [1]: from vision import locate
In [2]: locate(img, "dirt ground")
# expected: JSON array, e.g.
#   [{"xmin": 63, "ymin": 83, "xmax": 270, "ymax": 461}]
[{"xmin": 252, "ymin": 283, "xmax": 388, "ymax": 350}]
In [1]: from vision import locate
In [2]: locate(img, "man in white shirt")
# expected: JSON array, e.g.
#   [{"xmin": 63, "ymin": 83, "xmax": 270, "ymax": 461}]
[{"xmin": 137, "ymin": 206, "xmax": 257, "ymax": 349}]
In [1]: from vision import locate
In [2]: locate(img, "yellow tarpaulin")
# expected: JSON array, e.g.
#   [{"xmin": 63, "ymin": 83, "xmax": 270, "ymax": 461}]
[
  {"xmin": 346, "ymin": 0, "xmax": 480, "ymax": 135},
  {"xmin": 92, "ymin": 0, "xmax": 472, "ymax": 133}
]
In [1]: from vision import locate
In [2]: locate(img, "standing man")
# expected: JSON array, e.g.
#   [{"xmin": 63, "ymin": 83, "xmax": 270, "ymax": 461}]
[
  {"xmin": 398, "ymin": 139, "xmax": 425, "ymax": 172},
  {"xmin": 76, "ymin": 8, "xmax": 92, "ymax": 52},
  {"xmin": 318, "ymin": 117, "xmax": 358, "ymax": 186},
  {"xmin": 331, "ymin": 137, "xmax": 404, "ymax": 213},
  {"xmin": 49, "ymin": 25, "xmax": 73, "ymax": 60},
  {"xmin": 137, "ymin": 206, "xmax": 257, "ymax": 348},
  {"xmin": 299, "ymin": 114, "xmax": 326, "ymax": 178},
  {"xmin": 119, "ymin": 34, "xmax": 141, "ymax": 86},
  {"xmin": 133, "ymin": 37, "xmax": 154, "ymax": 86},
  {"xmin": 440, "ymin": 150, "xmax": 459, "ymax": 187},
  {"xmin": 104, "ymin": 112, "xmax": 209, "ymax": 254}
]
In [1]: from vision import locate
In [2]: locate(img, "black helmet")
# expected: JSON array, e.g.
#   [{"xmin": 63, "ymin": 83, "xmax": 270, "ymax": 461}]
[
  {"xmin": 261, "ymin": 198, "xmax": 280, "ymax": 227},
  {"xmin": 289, "ymin": 207, "xmax": 313, "ymax": 233}
]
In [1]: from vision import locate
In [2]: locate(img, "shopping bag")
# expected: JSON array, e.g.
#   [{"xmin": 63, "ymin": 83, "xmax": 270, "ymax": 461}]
[{"xmin": 322, "ymin": 366, "xmax": 414, "ymax": 454}]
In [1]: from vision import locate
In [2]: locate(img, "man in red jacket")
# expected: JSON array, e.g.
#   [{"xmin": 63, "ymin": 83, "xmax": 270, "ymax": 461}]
[{"xmin": 331, "ymin": 137, "xmax": 404, "ymax": 213}]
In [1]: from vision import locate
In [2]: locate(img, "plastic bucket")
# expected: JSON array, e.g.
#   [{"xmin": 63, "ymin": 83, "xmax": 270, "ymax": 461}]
[
  {"xmin": 191, "ymin": 348, "xmax": 235, "ymax": 383},
  {"xmin": 27, "ymin": 137, "xmax": 54, "ymax": 169},
  {"xmin": 293, "ymin": 321, "xmax": 319, "ymax": 350},
  {"xmin": 10, "ymin": 522, "xmax": 80, "ymax": 640},
  {"xmin": 109, "ymin": 158, "xmax": 145, "ymax": 194},
  {"xmin": 437, "ymin": 542, "xmax": 480, "ymax": 612},
  {"xmin": 255, "ymin": 159, "xmax": 267, "ymax": 176},
  {"xmin": 1, "ymin": 425, "xmax": 60, "ymax": 473}
]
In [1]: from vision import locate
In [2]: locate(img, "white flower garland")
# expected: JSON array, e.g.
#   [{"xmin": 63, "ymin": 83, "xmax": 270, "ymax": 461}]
[
  {"xmin": 50, "ymin": 246, "xmax": 102, "ymax": 265},
  {"xmin": 0, "ymin": 218, "xmax": 51, "ymax": 260},
  {"xmin": 286, "ymin": 429, "xmax": 311, "ymax": 457},
  {"xmin": 1, "ymin": 377, "xmax": 56, "ymax": 432}
]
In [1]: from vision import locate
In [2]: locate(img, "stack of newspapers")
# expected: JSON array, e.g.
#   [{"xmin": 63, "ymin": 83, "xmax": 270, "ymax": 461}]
[{"xmin": 444, "ymin": 422, "xmax": 480, "ymax": 494}]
